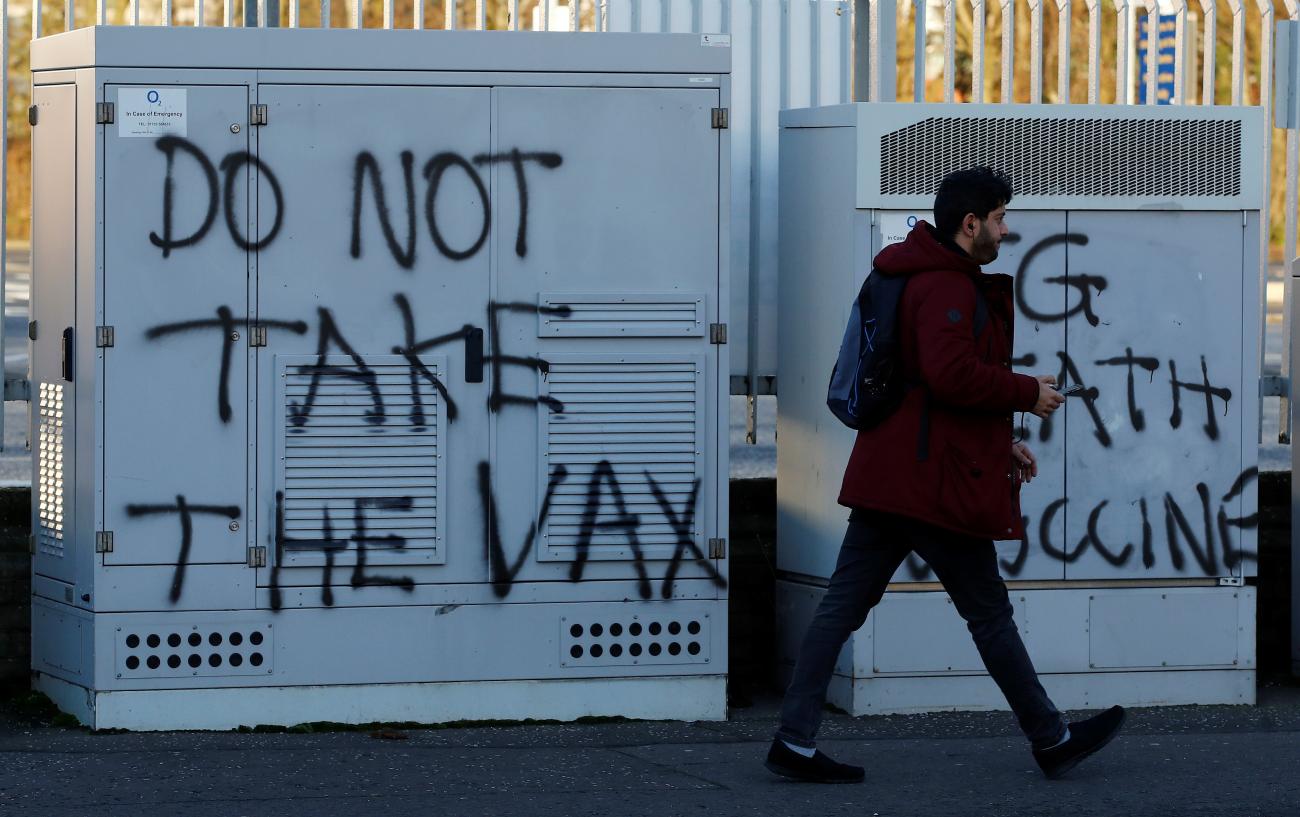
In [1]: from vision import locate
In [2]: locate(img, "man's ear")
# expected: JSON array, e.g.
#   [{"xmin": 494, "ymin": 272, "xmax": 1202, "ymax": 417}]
[{"xmin": 961, "ymin": 213, "xmax": 980, "ymax": 237}]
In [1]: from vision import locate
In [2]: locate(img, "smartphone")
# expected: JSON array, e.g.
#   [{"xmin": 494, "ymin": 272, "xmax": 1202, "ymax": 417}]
[{"xmin": 1055, "ymin": 384, "xmax": 1085, "ymax": 396}]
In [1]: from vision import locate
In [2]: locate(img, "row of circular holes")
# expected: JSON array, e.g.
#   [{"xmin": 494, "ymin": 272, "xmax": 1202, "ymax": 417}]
[
  {"xmin": 123, "ymin": 632, "xmax": 266, "ymax": 671},
  {"xmin": 569, "ymin": 620, "xmax": 701, "ymax": 640},
  {"xmin": 570, "ymin": 641, "xmax": 701, "ymax": 659},
  {"xmin": 125, "ymin": 652, "xmax": 264, "ymax": 671},
  {"xmin": 125, "ymin": 631, "xmax": 265, "ymax": 650},
  {"xmin": 568, "ymin": 621, "xmax": 704, "ymax": 660}
]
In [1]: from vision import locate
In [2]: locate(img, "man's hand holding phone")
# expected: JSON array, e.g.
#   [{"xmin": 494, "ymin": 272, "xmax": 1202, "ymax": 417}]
[{"xmin": 1032, "ymin": 375, "xmax": 1066, "ymax": 418}]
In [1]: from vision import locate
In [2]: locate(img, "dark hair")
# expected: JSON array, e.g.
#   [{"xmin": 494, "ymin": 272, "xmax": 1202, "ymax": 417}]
[{"xmin": 933, "ymin": 167, "xmax": 1014, "ymax": 239}]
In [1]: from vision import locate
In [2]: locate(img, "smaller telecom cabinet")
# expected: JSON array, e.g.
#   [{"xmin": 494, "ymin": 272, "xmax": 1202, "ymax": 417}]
[
  {"xmin": 778, "ymin": 102, "xmax": 1262, "ymax": 714},
  {"xmin": 29, "ymin": 26, "xmax": 732, "ymax": 730}
]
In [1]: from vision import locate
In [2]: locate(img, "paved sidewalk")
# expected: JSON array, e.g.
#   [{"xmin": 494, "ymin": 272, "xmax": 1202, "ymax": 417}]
[{"xmin": 1, "ymin": 680, "xmax": 1298, "ymax": 817}]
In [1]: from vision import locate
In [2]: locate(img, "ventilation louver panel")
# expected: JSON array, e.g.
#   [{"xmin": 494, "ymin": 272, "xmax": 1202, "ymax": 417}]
[
  {"xmin": 278, "ymin": 355, "xmax": 445, "ymax": 564},
  {"xmin": 880, "ymin": 117, "xmax": 1242, "ymax": 198},
  {"xmin": 539, "ymin": 293, "xmax": 706, "ymax": 338},
  {"xmin": 543, "ymin": 357, "xmax": 704, "ymax": 561},
  {"xmin": 37, "ymin": 382, "xmax": 65, "ymax": 557}
]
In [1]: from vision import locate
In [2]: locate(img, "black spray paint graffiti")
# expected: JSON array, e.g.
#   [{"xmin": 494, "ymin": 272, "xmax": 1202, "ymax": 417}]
[
  {"xmin": 245, "ymin": 458, "xmax": 725, "ymax": 610},
  {"xmin": 1011, "ymin": 233, "xmax": 1107, "ymax": 327},
  {"xmin": 125, "ymin": 498, "xmax": 241, "ymax": 602},
  {"xmin": 1093, "ymin": 347, "xmax": 1160, "ymax": 432},
  {"xmin": 269, "ymin": 491, "xmax": 417, "ymax": 610},
  {"xmin": 155, "ymin": 141, "xmax": 563, "ymax": 262},
  {"xmin": 1029, "ymin": 350, "xmax": 1233, "ymax": 449},
  {"xmin": 146, "ymin": 296, "xmax": 576, "ymax": 428},
  {"xmin": 349, "ymin": 149, "xmax": 562, "ymax": 266},
  {"xmin": 479, "ymin": 460, "xmax": 726, "ymax": 601},
  {"xmin": 145, "ymin": 309, "xmax": 307, "ymax": 423},
  {"xmin": 1007, "ymin": 232, "xmax": 1234, "ymax": 447},
  {"xmin": 136, "ymin": 136, "xmax": 725, "ymax": 609},
  {"xmin": 903, "ymin": 467, "xmax": 1259, "ymax": 580},
  {"xmin": 149, "ymin": 136, "xmax": 285, "ymax": 257}
]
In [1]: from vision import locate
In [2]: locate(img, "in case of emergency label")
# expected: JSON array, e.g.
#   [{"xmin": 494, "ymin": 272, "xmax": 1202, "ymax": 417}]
[{"xmin": 118, "ymin": 88, "xmax": 187, "ymax": 138}]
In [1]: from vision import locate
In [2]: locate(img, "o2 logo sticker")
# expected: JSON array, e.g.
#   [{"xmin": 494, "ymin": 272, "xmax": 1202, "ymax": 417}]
[{"xmin": 879, "ymin": 212, "xmax": 926, "ymax": 249}]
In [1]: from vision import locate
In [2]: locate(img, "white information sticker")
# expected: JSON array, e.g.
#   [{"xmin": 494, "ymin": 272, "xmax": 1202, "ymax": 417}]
[
  {"xmin": 118, "ymin": 88, "xmax": 187, "ymax": 138},
  {"xmin": 878, "ymin": 212, "xmax": 927, "ymax": 249},
  {"xmin": 700, "ymin": 33, "xmax": 731, "ymax": 47}
]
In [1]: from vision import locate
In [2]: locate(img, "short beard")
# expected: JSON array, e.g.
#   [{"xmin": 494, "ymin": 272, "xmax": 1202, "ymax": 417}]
[{"xmin": 972, "ymin": 223, "xmax": 999, "ymax": 264}]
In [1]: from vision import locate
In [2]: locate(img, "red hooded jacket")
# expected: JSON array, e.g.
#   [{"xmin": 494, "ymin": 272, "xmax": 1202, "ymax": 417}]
[{"xmin": 837, "ymin": 221, "xmax": 1041, "ymax": 540}]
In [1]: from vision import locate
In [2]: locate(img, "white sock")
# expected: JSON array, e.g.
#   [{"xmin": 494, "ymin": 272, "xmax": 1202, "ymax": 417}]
[
  {"xmin": 1047, "ymin": 727, "xmax": 1071, "ymax": 749},
  {"xmin": 783, "ymin": 740, "xmax": 817, "ymax": 758}
]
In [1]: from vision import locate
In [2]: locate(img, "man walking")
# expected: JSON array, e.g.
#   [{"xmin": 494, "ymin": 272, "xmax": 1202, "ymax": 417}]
[{"xmin": 766, "ymin": 167, "xmax": 1125, "ymax": 784}]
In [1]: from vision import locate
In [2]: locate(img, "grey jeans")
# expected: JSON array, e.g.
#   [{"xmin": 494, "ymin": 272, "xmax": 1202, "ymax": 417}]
[{"xmin": 777, "ymin": 508, "xmax": 1066, "ymax": 751}]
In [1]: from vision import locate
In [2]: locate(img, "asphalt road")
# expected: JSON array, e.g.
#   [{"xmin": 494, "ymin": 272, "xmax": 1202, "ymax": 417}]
[{"xmin": 1, "ymin": 684, "xmax": 1297, "ymax": 817}]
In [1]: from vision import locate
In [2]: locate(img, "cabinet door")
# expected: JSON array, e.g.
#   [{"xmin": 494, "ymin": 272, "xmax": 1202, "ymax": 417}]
[
  {"xmin": 253, "ymin": 85, "xmax": 492, "ymax": 599},
  {"xmin": 30, "ymin": 83, "xmax": 78, "ymax": 585},
  {"xmin": 489, "ymin": 86, "xmax": 725, "ymax": 598},
  {"xmin": 1063, "ymin": 211, "xmax": 1247, "ymax": 580},
  {"xmin": 102, "ymin": 85, "xmax": 251, "ymax": 589}
]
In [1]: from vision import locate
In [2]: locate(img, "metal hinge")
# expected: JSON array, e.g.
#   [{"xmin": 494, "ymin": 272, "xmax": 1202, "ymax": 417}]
[
  {"xmin": 28, "ymin": 105, "xmax": 37, "ymax": 126},
  {"xmin": 96, "ymin": 326, "xmax": 115, "ymax": 348},
  {"xmin": 247, "ymin": 546, "xmax": 267, "ymax": 568},
  {"xmin": 27, "ymin": 320, "xmax": 37, "ymax": 341},
  {"xmin": 4, "ymin": 378, "xmax": 31, "ymax": 402},
  {"xmin": 1218, "ymin": 576, "xmax": 1244, "ymax": 587},
  {"xmin": 1261, "ymin": 375, "xmax": 1288, "ymax": 398},
  {"xmin": 95, "ymin": 531, "xmax": 114, "ymax": 553},
  {"xmin": 249, "ymin": 325, "xmax": 268, "ymax": 347},
  {"xmin": 250, "ymin": 104, "xmax": 268, "ymax": 126},
  {"xmin": 711, "ymin": 107, "xmax": 729, "ymax": 129},
  {"xmin": 96, "ymin": 102, "xmax": 115, "ymax": 125},
  {"xmin": 709, "ymin": 323, "xmax": 728, "ymax": 344},
  {"xmin": 708, "ymin": 538, "xmax": 726, "ymax": 559}
]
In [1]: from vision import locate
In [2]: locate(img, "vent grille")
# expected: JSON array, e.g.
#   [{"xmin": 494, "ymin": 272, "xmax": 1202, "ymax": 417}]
[
  {"xmin": 880, "ymin": 117, "xmax": 1242, "ymax": 198},
  {"xmin": 543, "ymin": 358, "xmax": 704, "ymax": 560},
  {"xmin": 539, "ymin": 293, "xmax": 706, "ymax": 338},
  {"xmin": 116, "ymin": 624, "xmax": 273, "ymax": 678},
  {"xmin": 37, "ymin": 383, "xmax": 65, "ymax": 557},
  {"xmin": 560, "ymin": 613, "xmax": 711, "ymax": 667},
  {"xmin": 280, "ymin": 355, "xmax": 444, "ymax": 561}
]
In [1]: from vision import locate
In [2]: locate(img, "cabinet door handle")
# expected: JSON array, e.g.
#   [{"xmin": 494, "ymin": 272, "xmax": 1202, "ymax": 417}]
[
  {"xmin": 61, "ymin": 328, "xmax": 74, "ymax": 382},
  {"xmin": 465, "ymin": 328, "xmax": 484, "ymax": 384}
]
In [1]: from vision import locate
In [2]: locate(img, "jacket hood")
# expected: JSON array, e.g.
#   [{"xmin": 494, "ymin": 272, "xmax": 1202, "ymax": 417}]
[{"xmin": 873, "ymin": 220, "xmax": 980, "ymax": 278}]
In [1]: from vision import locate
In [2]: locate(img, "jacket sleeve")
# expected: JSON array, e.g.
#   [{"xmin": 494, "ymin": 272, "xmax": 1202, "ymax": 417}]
[{"xmin": 909, "ymin": 276, "xmax": 1040, "ymax": 412}]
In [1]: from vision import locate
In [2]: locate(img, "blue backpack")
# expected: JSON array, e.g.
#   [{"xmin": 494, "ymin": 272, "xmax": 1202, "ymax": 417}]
[{"xmin": 827, "ymin": 270, "xmax": 988, "ymax": 430}]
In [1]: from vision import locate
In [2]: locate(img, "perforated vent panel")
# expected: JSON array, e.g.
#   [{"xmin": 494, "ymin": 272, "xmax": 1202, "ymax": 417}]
[
  {"xmin": 37, "ymin": 382, "xmax": 65, "ymax": 557},
  {"xmin": 116, "ymin": 623, "xmax": 274, "ymax": 678},
  {"xmin": 543, "ymin": 357, "xmax": 705, "ymax": 559},
  {"xmin": 880, "ymin": 117, "xmax": 1242, "ymax": 198},
  {"xmin": 560, "ymin": 613, "xmax": 712, "ymax": 667},
  {"xmin": 279, "ymin": 354, "xmax": 445, "ymax": 561}
]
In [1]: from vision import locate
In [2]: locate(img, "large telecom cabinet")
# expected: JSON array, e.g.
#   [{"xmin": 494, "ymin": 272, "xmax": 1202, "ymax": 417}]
[
  {"xmin": 29, "ymin": 27, "xmax": 731, "ymax": 730},
  {"xmin": 778, "ymin": 103, "xmax": 1262, "ymax": 713}
]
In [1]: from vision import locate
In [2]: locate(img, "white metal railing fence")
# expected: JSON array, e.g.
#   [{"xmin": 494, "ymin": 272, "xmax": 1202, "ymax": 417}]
[{"xmin": 4, "ymin": 0, "xmax": 1298, "ymax": 448}]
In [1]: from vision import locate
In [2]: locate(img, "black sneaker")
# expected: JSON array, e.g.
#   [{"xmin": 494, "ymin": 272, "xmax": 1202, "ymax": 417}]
[
  {"xmin": 764, "ymin": 738, "xmax": 865, "ymax": 783},
  {"xmin": 1033, "ymin": 705, "xmax": 1126, "ymax": 780}
]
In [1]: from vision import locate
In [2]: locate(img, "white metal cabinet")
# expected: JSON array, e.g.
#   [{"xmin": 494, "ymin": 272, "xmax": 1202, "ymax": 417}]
[{"xmin": 27, "ymin": 27, "xmax": 731, "ymax": 731}]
